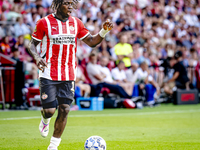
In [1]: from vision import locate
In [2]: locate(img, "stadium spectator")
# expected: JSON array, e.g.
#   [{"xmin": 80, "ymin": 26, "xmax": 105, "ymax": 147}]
[
  {"xmin": 11, "ymin": 47, "xmax": 25, "ymax": 108},
  {"xmin": 99, "ymin": 56, "xmax": 114, "ymax": 84},
  {"xmin": 23, "ymin": 0, "xmax": 36, "ymax": 12},
  {"xmin": 137, "ymin": 48, "xmax": 150, "ymax": 65},
  {"xmin": 87, "ymin": 52, "xmax": 106, "ymax": 85},
  {"xmin": 111, "ymin": 61, "xmax": 134, "ymax": 95},
  {"xmin": 11, "ymin": 43, "xmax": 38, "ymax": 87},
  {"xmin": 126, "ymin": 62, "xmax": 139, "ymax": 83},
  {"xmin": 111, "ymin": 61, "xmax": 127, "ymax": 82},
  {"xmin": 99, "ymin": 56, "xmax": 133, "ymax": 95},
  {"xmin": 0, "ymin": 35, "xmax": 11, "ymax": 55},
  {"xmin": 164, "ymin": 51, "xmax": 190, "ymax": 95},
  {"xmin": 114, "ymin": 34, "xmax": 133, "ymax": 68},
  {"xmin": 75, "ymin": 58, "xmax": 91, "ymax": 97},
  {"xmin": 36, "ymin": 5, "xmax": 46, "ymax": 18},
  {"xmin": 14, "ymin": 17, "xmax": 30, "ymax": 37},
  {"xmin": 87, "ymin": 52, "xmax": 132, "ymax": 98},
  {"xmin": 2, "ymin": 0, "xmax": 200, "ymax": 108},
  {"xmin": 132, "ymin": 61, "xmax": 160, "ymax": 96},
  {"xmin": 188, "ymin": 48, "xmax": 198, "ymax": 84},
  {"xmin": 42, "ymin": 0, "xmax": 53, "ymax": 8},
  {"xmin": 76, "ymin": 40, "xmax": 92, "ymax": 61},
  {"xmin": 26, "ymin": 7, "xmax": 41, "ymax": 29},
  {"xmin": 14, "ymin": 35, "xmax": 30, "ymax": 60}
]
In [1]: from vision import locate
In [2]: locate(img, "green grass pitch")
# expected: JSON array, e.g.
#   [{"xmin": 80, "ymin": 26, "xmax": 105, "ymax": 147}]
[{"xmin": 0, "ymin": 104, "xmax": 200, "ymax": 150}]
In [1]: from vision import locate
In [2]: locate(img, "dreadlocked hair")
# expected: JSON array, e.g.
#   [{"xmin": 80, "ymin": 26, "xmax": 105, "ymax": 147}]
[
  {"xmin": 51, "ymin": 0, "xmax": 80, "ymax": 11},
  {"xmin": 51, "ymin": 0, "xmax": 63, "ymax": 11}
]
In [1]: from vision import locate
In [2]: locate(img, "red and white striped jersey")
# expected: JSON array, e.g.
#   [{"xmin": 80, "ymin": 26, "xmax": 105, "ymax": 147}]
[{"xmin": 32, "ymin": 14, "xmax": 89, "ymax": 81}]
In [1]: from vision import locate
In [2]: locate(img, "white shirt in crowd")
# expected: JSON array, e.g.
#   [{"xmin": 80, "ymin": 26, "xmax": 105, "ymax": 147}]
[
  {"xmin": 111, "ymin": 8, "xmax": 123, "ymax": 23},
  {"xmin": 163, "ymin": 19, "xmax": 175, "ymax": 30},
  {"xmin": 99, "ymin": 66, "xmax": 114, "ymax": 83},
  {"xmin": 126, "ymin": 68, "xmax": 137, "ymax": 83},
  {"xmin": 165, "ymin": 5, "xmax": 176, "ymax": 14},
  {"xmin": 126, "ymin": 67, "xmax": 153, "ymax": 84},
  {"xmin": 177, "ymin": 29, "xmax": 187, "ymax": 38},
  {"xmin": 86, "ymin": 63, "xmax": 102, "ymax": 85},
  {"xmin": 183, "ymin": 14, "xmax": 199, "ymax": 27},
  {"xmin": 90, "ymin": 5, "xmax": 100, "ymax": 20},
  {"xmin": 137, "ymin": 0, "xmax": 149, "ymax": 9},
  {"xmin": 156, "ymin": 27, "xmax": 166, "ymax": 37},
  {"xmin": 76, "ymin": 66, "xmax": 83, "ymax": 83},
  {"xmin": 111, "ymin": 67, "xmax": 126, "ymax": 81}
]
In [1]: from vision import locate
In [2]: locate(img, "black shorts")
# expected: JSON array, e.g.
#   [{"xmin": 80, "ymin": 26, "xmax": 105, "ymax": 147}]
[{"xmin": 39, "ymin": 77, "xmax": 75, "ymax": 109}]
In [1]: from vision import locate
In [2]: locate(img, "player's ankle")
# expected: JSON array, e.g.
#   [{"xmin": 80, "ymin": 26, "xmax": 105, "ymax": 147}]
[
  {"xmin": 42, "ymin": 116, "xmax": 51, "ymax": 124},
  {"xmin": 49, "ymin": 136, "xmax": 61, "ymax": 148}
]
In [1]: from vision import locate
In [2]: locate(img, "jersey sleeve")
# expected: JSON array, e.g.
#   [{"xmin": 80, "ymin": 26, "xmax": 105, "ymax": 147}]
[
  {"xmin": 76, "ymin": 18, "xmax": 90, "ymax": 40},
  {"xmin": 32, "ymin": 19, "xmax": 45, "ymax": 41}
]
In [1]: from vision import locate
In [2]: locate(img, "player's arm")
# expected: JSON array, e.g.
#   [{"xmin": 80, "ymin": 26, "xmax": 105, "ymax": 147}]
[
  {"xmin": 168, "ymin": 72, "xmax": 179, "ymax": 83},
  {"xmin": 82, "ymin": 19, "xmax": 113, "ymax": 48},
  {"xmin": 28, "ymin": 38, "xmax": 47, "ymax": 71}
]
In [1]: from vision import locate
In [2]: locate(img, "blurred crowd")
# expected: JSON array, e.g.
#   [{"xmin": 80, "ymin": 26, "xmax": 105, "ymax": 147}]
[{"xmin": 1, "ymin": 0, "xmax": 200, "ymax": 107}]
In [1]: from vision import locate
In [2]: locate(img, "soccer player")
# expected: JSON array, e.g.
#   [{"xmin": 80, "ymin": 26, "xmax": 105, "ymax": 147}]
[{"xmin": 28, "ymin": 0, "xmax": 113, "ymax": 149}]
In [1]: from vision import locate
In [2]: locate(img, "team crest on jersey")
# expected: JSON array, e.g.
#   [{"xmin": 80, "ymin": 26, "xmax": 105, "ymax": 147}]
[
  {"xmin": 42, "ymin": 93, "xmax": 48, "ymax": 99},
  {"xmin": 69, "ymin": 26, "xmax": 75, "ymax": 31}
]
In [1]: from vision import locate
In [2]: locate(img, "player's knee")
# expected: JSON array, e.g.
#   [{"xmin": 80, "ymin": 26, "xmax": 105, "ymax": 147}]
[
  {"xmin": 59, "ymin": 104, "xmax": 70, "ymax": 116},
  {"xmin": 43, "ymin": 108, "xmax": 56, "ymax": 118}
]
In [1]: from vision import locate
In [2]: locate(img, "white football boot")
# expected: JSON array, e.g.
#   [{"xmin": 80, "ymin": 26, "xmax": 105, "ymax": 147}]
[{"xmin": 39, "ymin": 116, "xmax": 50, "ymax": 137}]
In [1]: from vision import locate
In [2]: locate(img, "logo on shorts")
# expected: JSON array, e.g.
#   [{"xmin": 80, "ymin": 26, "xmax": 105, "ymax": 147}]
[
  {"xmin": 69, "ymin": 26, "xmax": 75, "ymax": 31},
  {"xmin": 42, "ymin": 93, "xmax": 48, "ymax": 99}
]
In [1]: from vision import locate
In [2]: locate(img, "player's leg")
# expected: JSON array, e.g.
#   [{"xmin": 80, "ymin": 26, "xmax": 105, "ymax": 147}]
[
  {"xmin": 39, "ymin": 78, "xmax": 57, "ymax": 138},
  {"xmin": 53, "ymin": 101, "xmax": 71, "ymax": 137},
  {"xmin": 39, "ymin": 102, "xmax": 57, "ymax": 137},
  {"xmin": 47, "ymin": 100, "xmax": 72, "ymax": 150},
  {"xmin": 47, "ymin": 81, "xmax": 74, "ymax": 150}
]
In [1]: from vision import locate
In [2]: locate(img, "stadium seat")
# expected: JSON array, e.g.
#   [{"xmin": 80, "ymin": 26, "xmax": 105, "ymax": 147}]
[
  {"xmin": 107, "ymin": 61, "xmax": 115, "ymax": 71},
  {"xmin": 195, "ymin": 62, "xmax": 200, "ymax": 90},
  {"xmin": 26, "ymin": 87, "xmax": 40, "ymax": 106},
  {"xmin": 79, "ymin": 65, "xmax": 92, "ymax": 84},
  {"xmin": 80, "ymin": 58, "xmax": 89, "ymax": 68},
  {"xmin": 101, "ymin": 87, "xmax": 111, "ymax": 95}
]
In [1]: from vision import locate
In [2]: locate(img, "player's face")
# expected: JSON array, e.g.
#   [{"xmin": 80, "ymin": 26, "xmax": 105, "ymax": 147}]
[{"xmin": 59, "ymin": 0, "xmax": 73, "ymax": 17}]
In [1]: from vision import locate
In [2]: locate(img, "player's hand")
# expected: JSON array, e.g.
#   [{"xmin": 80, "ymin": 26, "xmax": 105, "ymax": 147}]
[
  {"xmin": 35, "ymin": 57, "xmax": 48, "ymax": 72},
  {"xmin": 103, "ymin": 19, "xmax": 113, "ymax": 31}
]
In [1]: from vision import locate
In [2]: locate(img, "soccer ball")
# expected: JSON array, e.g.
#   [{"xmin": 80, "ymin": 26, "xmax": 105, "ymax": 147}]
[{"xmin": 84, "ymin": 136, "xmax": 106, "ymax": 150}]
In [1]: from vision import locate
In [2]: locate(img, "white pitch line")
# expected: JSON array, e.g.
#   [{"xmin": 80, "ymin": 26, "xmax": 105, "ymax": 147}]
[{"xmin": 0, "ymin": 109, "xmax": 200, "ymax": 121}]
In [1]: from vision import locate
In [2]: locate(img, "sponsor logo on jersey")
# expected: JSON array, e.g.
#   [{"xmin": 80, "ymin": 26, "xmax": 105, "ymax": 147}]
[
  {"xmin": 69, "ymin": 26, "xmax": 75, "ymax": 31},
  {"xmin": 52, "ymin": 35, "xmax": 75, "ymax": 44},
  {"xmin": 42, "ymin": 93, "xmax": 48, "ymax": 99},
  {"xmin": 52, "ymin": 26, "xmax": 57, "ymax": 30}
]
